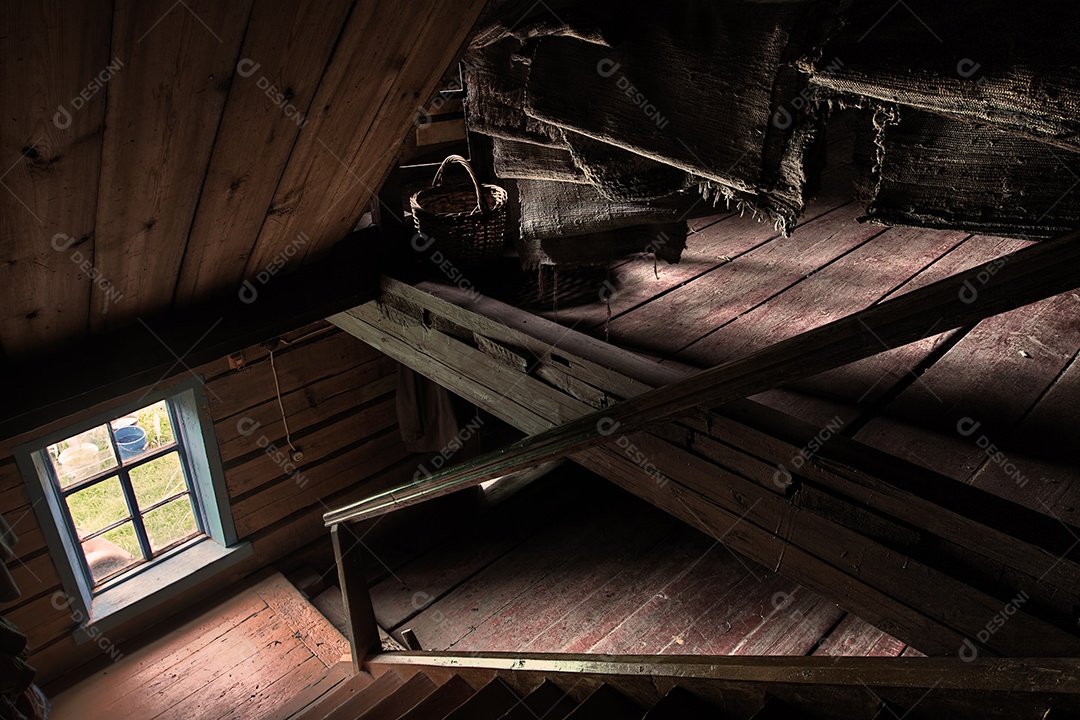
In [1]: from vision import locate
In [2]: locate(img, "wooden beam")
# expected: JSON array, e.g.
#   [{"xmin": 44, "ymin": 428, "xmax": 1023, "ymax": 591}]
[
  {"xmin": 0, "ymin": 229, "xmax": 381, "ymax": 441},
  {"xmin": 326, "ymin": 229, "xmax": 1080, "ymax": 525},
  {"xmin": 332, "ymin": 524, "xmax": 380, "ymax": 672},
  {"xmin": 325, "ymin": 280, "xmax": 1080, "ymax": 657},
  {"xmin": 370, "ymin": 652, "xmax": 1080, "ymax": 719}
]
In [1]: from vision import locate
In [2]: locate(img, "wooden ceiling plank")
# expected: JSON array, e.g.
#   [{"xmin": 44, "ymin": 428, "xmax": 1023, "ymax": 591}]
[
  {"xmin": 292, "ymin": 0, "xmax": 491, "ymax": 265},
  {"xmin": 240, "ymin": 0, "xmax": 487, "ymax": 278},
  {"xmin": 90, "ymin": 0, "xmax": 254, "ymax": 331},
  {"xmin": 0, "ymin": 0, "xmax": 112, "ymax": 359},
  {"xmin": 171, "ymin": 0, "xmax": 355, "ymax": 309}
]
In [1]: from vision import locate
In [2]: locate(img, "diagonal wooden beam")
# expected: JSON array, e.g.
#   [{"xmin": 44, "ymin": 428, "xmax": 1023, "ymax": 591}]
[{"xmin": 325, "ymin": 228, "xmax": 1080, "ymax": 526}]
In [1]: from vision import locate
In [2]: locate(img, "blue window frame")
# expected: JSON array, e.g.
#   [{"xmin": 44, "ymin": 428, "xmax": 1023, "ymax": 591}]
[{"xmin": 15, "ymin": 378, "xmax": 249, "ymax": 636}]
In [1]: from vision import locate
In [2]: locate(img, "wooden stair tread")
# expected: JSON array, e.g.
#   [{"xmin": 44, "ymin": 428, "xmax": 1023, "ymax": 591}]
[
  {"xmin": 751, "ymin": 695, "xmax": 809, "ymax": 719},
  {"xmin": 398, "ymin": 675, "xmax": 476, "ymax": 720},
  {"xmin": 565, "ymin": 684, "xmax": 640, "ymax": 720},
  {"xmin": 642, "ymin": 686, "xmax": 717, "ymax": 719},
  {"xmin": 353, "ymin": 672, "xmax": 437, "ymax": 720},
  {"xmin": 444, "ymin": 677, "xmax": 521, "ymax": 720},
  {"xmin": 269, "ymin": 662, "xmax": 351, "ymax": 720},
  {"xmin": 499, "ymin": 679, "xmax": 576, "ymax": 720},
  {"xmin": 311, "ymin": 670, "xmax": 403, "ymax": 720}
]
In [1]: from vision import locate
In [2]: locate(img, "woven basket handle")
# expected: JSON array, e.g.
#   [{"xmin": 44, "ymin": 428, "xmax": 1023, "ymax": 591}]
[{"xmin": 431, "ymin": 155, "xmax": 486, "ymax": 215}]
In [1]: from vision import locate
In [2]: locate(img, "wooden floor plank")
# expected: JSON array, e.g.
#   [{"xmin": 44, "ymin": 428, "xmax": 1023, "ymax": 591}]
[
  {"xmin": 159, "ymin": 637, "xmax": 312, "ymax": 720},
  {"xmin": 49, "ymin": 573, "xmax": 353, "ymax": 720},
  {"xmin": 253, "ymin": 572, "xmax": 350, "ymax": 668},
  {"xmin": 451, "ymin": 502, "xmax": 679, "ymax": 652},
  {"xmin": 750, "ymin": 233, "xmax": 1028, "ymax": 424},
  {"xmin": 99, "ymin": 607, "xmax": 292, "ymax": 719},
  {"xmin": 685, "ymin": 225, "xmax": 969, "ymax": 367},
  {"xmin": 259, "ymin": 662, "xmax": 352, "ymax": 720},
  {"xmin": 854, "ymin": 289, "xmax": 1080, "ymax": 482},
  {"xmin": 812, "ymin": 614, "xmax": 906, "ymax": 658},
  {"xmin": 550, "ymin": 526, "xmax": 719, "ymax": 654},
  {"xmin": 968, "ymin": 350, "xmax": 1080, "ymax": 526},
  {"xmin": 406, "ymin": 496, "xmax": 635, "ymax": 651},
  {"xmin": 590, "ymin": 541, "xmax": 761, "ymax": 655},
  {"xmin": 48, "ymin": 589, "xmax": 268, "ymax": 712},
  {"xmin": 603, "ymin": 204, "xmax": 878, "ymax": 359},
  {"xmin": 732, "ymin": 592, "xmax": 844, "ymax": 657}
]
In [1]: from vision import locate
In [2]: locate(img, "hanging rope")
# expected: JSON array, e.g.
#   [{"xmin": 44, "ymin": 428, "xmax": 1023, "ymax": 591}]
[{"xmin": 268, "ymin": 348, "xmax": 300, "ymax": 457}]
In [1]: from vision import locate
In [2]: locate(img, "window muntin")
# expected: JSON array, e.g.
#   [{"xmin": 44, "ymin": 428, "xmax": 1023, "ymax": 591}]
[{"xmin": 40, "ymin": 398, "xmax": 202, "ymax": 587}]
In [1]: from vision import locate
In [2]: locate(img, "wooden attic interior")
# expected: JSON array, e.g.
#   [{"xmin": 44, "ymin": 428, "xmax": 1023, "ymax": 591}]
[{"xmin": 3, "ymin": 0, "xmax": 1080, "ymax": 718}]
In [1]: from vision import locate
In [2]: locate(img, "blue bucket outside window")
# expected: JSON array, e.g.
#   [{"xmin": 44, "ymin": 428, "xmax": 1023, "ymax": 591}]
[{"xmin": 115, "ymin": 426, "xmax": 148, "ymax": 460}]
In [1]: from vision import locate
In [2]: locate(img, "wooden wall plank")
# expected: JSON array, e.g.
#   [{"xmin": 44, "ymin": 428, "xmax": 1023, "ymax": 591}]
[
  {"xmin": 0, "ymin": 319, "xmax": 407, "ymax": 684},
  {"xmin": 90, "ymin": 0, "xmax": 254, "ymax": 330},
  {"xmin": 172, "ymin": 0, "xmax": 355, "ymax": 307},
  {"xmin": 208, "ymin": 331, "xmax": 384, "ymax": 420},
  {"xmin": 0, "ymin": 0, "xmax": 111, "ymax": 358},
  {"xmin": 223, "ymin": 395, "xmax": 399, "ymax": 499}
]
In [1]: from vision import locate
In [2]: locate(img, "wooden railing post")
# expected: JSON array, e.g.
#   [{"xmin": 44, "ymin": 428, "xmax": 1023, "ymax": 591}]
[{"xmin": 331, "ymin": 523, "xmax": 380, "ymax": 673}]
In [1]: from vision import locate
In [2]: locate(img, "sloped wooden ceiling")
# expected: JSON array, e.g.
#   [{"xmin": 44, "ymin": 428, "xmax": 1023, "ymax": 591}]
[{"xmin": 0, "ymin": 0, "xmax": 486, "ymax": 361}]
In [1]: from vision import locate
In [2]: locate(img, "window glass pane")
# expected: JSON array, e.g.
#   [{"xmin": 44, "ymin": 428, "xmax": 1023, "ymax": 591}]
[
  {"xmin": 113, "ymin": 400, "xmax": 174, "ymax": 463},
  {"xmin": 130, "ymin": 451, "xmax": 187, "ymax": 509},
  {"xmin": 66, "ymin": 476, "xmax": 130, "ymax": 539},
  {"xmin": 143, "ymin": 498, "xmax": 198, "ymax": 554},
  {"xmin": 48, "ymin": 425, "xmax": 118, "ymax": 488},
  {"xmin": 83, "ymin": 522, "xmax": 141, "ymax": 584}
]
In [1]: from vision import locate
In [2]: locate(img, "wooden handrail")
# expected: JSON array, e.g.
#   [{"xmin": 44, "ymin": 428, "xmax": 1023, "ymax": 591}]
[{"xmin": 324, "ymin": 228, "xmax": 1080, "ymax": 527}]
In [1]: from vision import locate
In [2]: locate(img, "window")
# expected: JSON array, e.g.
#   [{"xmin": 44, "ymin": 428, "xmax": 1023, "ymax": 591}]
[
  {"xmin": 43, "ymin": 399, "xmax": 200, "ymax": 586},
  {"xmin": 17, "ymin": 379, "xmax": 250, "ymax": 636}
]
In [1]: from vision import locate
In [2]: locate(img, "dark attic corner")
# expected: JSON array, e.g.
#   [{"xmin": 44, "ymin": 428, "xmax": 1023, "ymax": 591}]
[{"xmin": 3, "ymin": 0, "xmax": 1080, "ymax": 718}]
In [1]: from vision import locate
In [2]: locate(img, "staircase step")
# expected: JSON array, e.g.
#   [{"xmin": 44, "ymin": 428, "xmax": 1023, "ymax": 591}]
[
  {"xmin": 271, "ymin": 663, "xmax": 351, "ymax": 720},
  {"xmin": 398, "ymin": 675, "xmax": 476, "ymax": 720},
  {"xmin": 499, "ymin": 679, "xmax": 576, "ymax": 720},
  {"xmin": 872, "ymin": 702, "xmax": 929, "ymax": 720},
  {"xmin": 750, "ymin": 695, "xmax": 808, "ymax": 719},
  {"xmin": 307, "ymin": 670, "xmax": 403, "ymax": 720},
  {"xmin": 642, "ymin": 686, "xmax": 718, "ymax": 719},
  {"xmin": 353, "ymin": 672, "xmax": 437, "ymax": 720},
  {"xmin": 564, "ymin": 684, "xmax": 640, "ymax": 720},
  {"xmin": 444, "ymin": 678, "xmax": 521, "ymax": 720},
  {"xmin": 286, "ymin": 566, "xmax": 326, "ymax": 598},
  {"xmin": 311, "ymin": 586, "xmax": 349, "ymax": 636}
]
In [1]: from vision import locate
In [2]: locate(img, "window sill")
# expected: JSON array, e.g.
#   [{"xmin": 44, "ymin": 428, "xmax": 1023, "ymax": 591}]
[{"xmin": 74, "ymin": 537, "xmax": 252, "ymax": 643}]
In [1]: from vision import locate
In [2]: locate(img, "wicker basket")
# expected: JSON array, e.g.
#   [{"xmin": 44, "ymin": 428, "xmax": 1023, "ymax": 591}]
[{"xmin": 410, "ymin": 155, "xmax": 508, "ymax": 264}]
